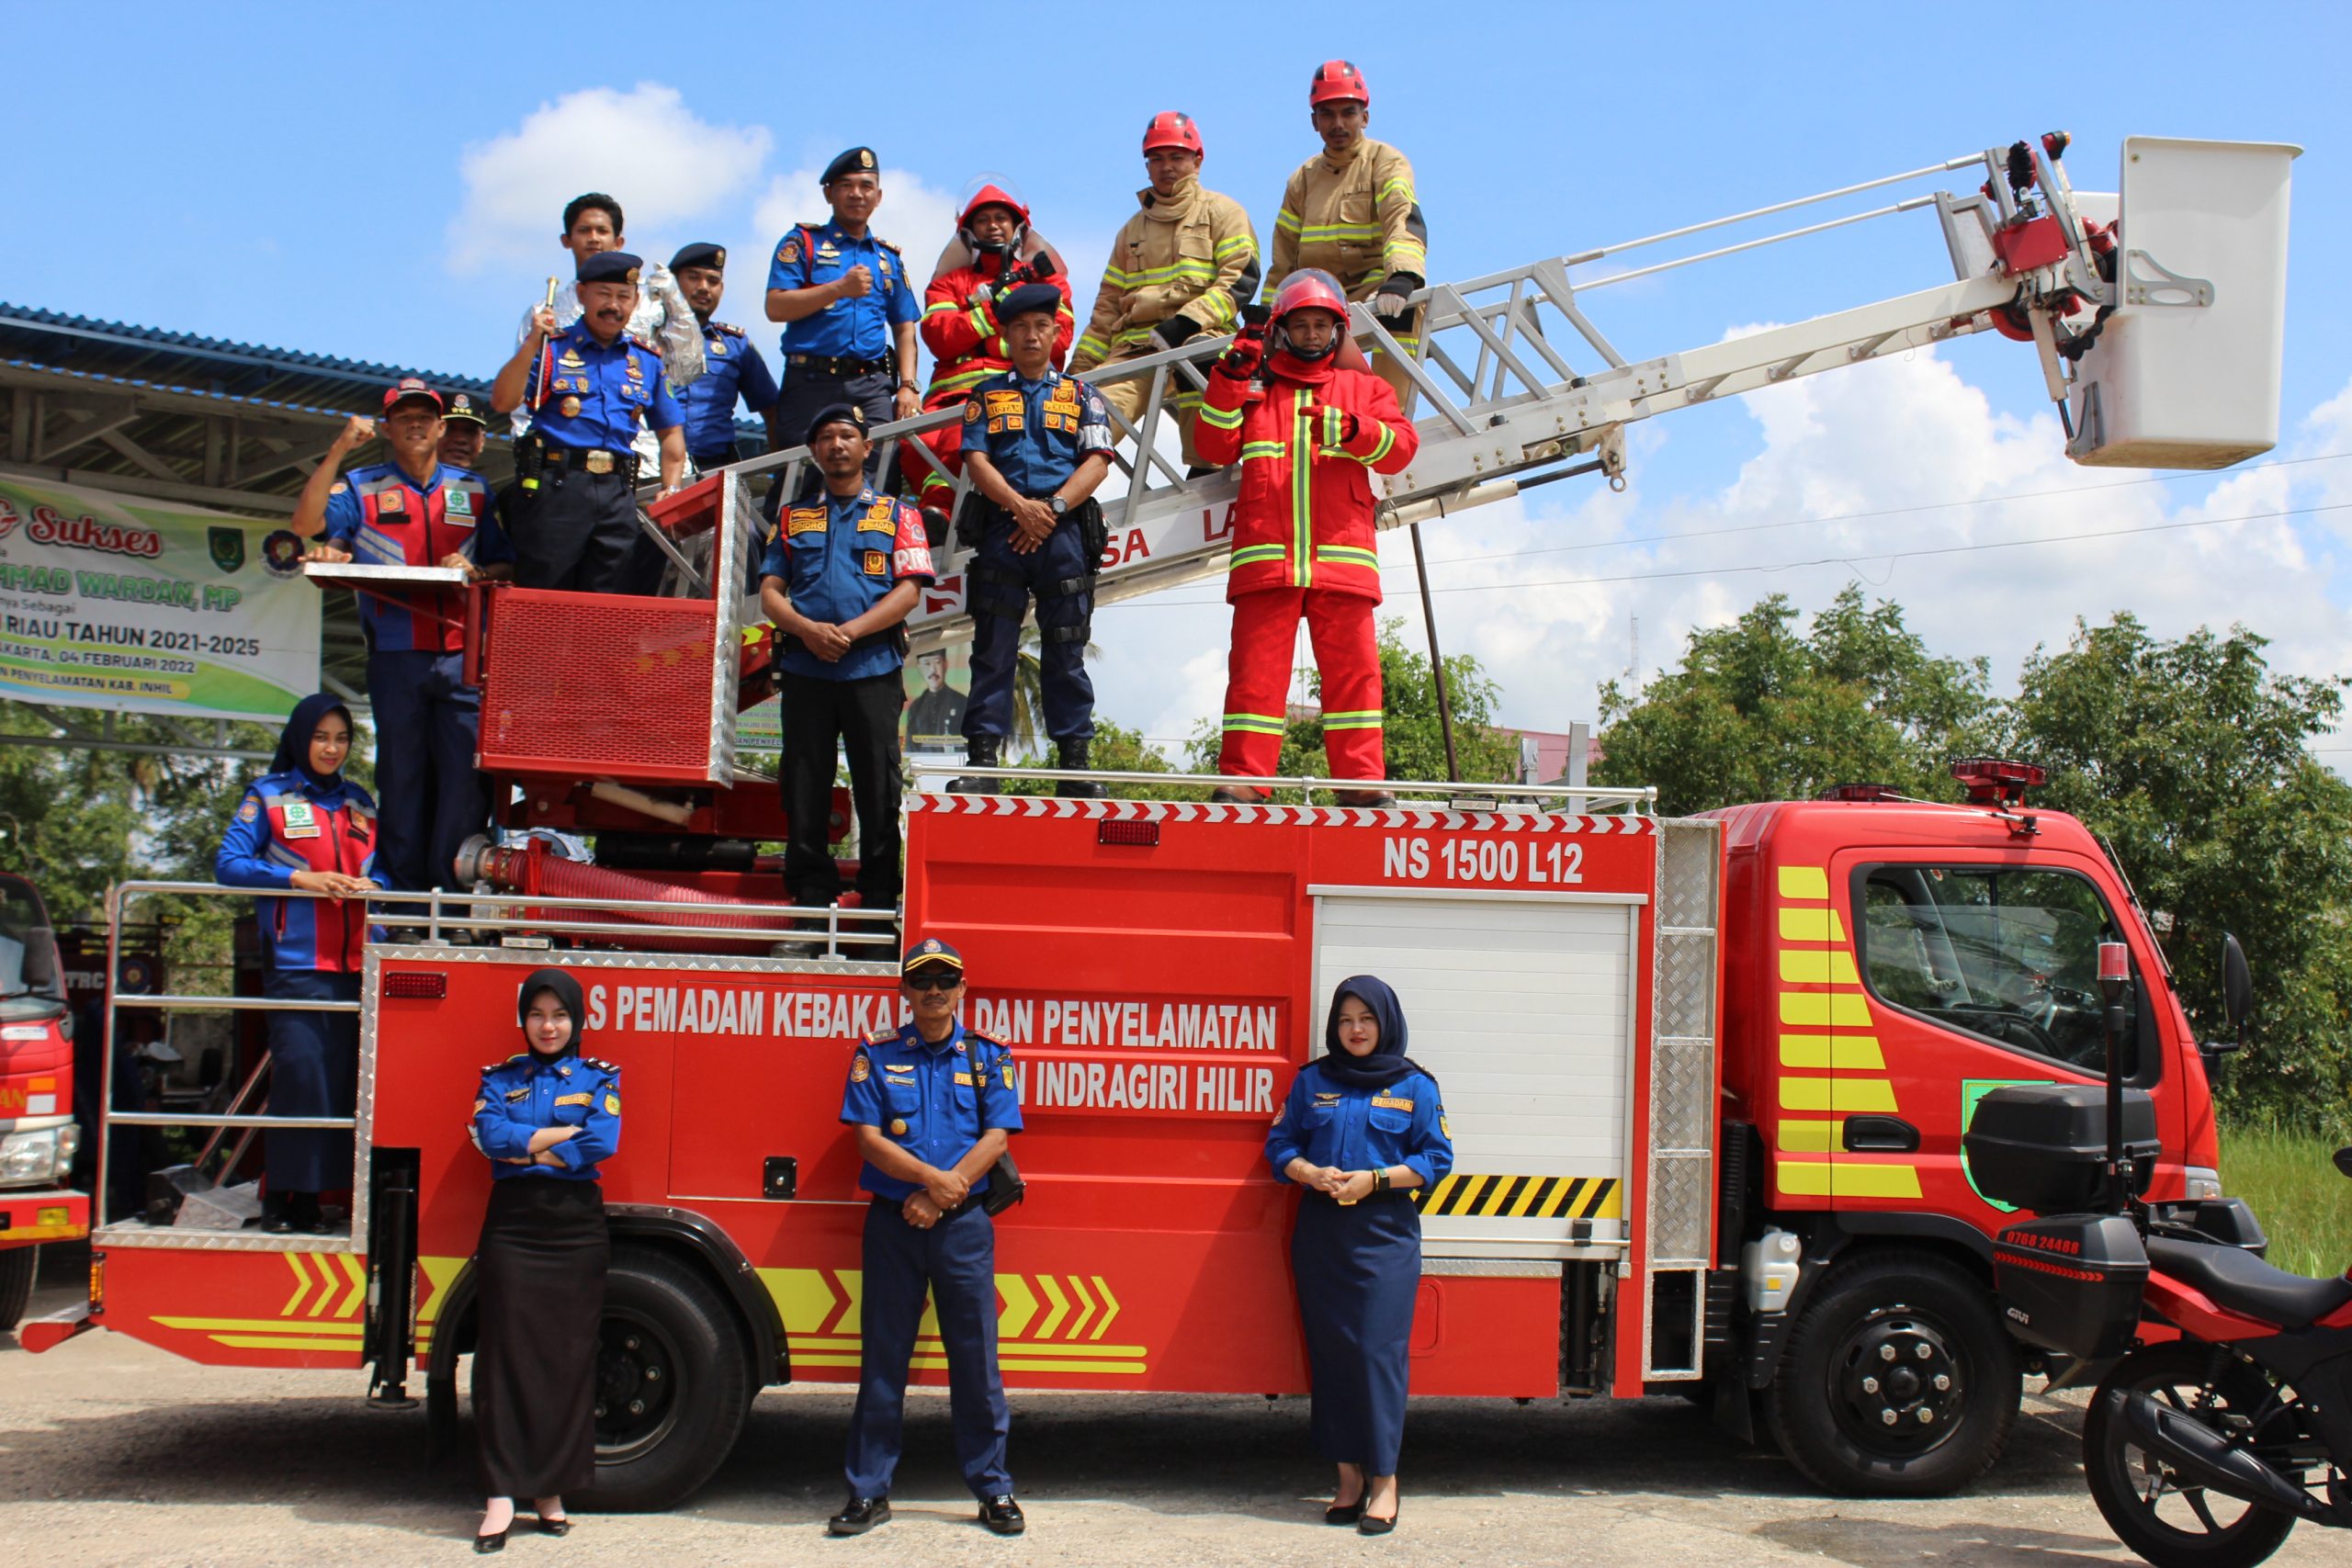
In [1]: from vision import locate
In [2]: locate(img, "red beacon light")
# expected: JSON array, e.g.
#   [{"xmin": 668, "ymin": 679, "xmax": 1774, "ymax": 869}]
[{"xmin": 1951, "ymin": 756, "xmax": 2047, "ymax": 807}]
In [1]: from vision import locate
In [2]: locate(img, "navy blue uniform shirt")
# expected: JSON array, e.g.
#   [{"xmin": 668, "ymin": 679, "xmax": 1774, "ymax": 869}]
[
  {"xmin": 840, "ymin": 1020, "xmax": 1023, "ymax": 1201},
  {"xmin": 1265, "ymin": 1061, "xmax": 1453, "ymax": 1189},
  {"xmin": 679, "ymin": 319, "xmax": 781, "ymax": 457},
  {"xmin": 757, "ymin": 486, "xmax": 934, "ymax": 682},
  {"xmin": 471, "ymin": 1053, "xmax": 622, "ymax": 1181},
  {"xmin": 526, "ymin": 321, "xmax": 684, "ymax": 453},
  {"xmin": 960, "ymin": 370, "xmax": 1114, "ymax": 499},
  {"xmin": 767, "ymin": 221, "xmax": 920, "ymax": 360}
]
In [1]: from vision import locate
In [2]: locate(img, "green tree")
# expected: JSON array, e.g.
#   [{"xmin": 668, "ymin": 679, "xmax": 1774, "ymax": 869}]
[
  {"xmin": 1998, "ymin": 615, "xmax": 2352, "ymax": 1129},
  {"xmin": 1593, "ymin": 586, "xmax": 1994, "ymax": 814},
  {"xmin": 1183, "ymin": 619, "xmax": 1523, "ymax": 791},
  {"xmin": 1002, "ymin": 718, "xmax": 1200, "ymax": 800}
]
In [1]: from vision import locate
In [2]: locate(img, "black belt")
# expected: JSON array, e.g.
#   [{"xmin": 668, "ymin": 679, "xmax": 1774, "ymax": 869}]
[
  {"xmin": 525, "ymin": 437, "xmax": 637, "ymax": 479},
  {"xmin": 873, "ymin": 1192, "xmax": 984, "ymax": 1222},
  {"xmin": 790, "ymin": 355, "xmax": 894, "ymax": 379},
  {"xmin": 1305, "ymin": 1189, "xmax": 1413, "ymax": 1206}
]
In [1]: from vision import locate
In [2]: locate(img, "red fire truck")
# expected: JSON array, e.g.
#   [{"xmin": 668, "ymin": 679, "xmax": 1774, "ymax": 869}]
[
  {"xmin": 0, "ymin": 871, "xmax": 88, "ymax": 1333},
  {"xmin": 22, "ymin": 129, "xmax": 2286, "ymax": 1508}
]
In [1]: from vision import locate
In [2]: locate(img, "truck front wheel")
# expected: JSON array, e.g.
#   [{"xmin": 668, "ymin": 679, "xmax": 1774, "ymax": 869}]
[
  {"xmin": 0, "ymin": 1246, "xmax": 34, "ymax": 1333},
  {"xmin": 579, "ymin": 1247, "xmax": 754, "ymax": 1511},
  {"xmin": 1766, "ymin": 1249, "xmax": 2019, "ymax": 1495}
]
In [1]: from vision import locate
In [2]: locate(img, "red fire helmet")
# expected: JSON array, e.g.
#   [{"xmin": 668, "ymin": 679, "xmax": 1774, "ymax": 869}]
[
  {"xmin": 1308, "ymin": 59, "xmax": 1369, "ymax": 107},
  {"xmin": 957, "ymin": 181, "xmax": 1030, "ymax": 229},
  {"xmin": 1142, "ymin": 110, "xmax": 1204, "ymax": 157},
  {"xmin": 1271, "ymin": 267, "xmax": 1351, "ymax": 322}
]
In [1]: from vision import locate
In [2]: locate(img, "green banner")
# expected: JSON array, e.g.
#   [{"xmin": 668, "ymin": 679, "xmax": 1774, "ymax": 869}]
[{"xmin": 0, "ymin": 477, "xmax": 320, "ymax": 722}]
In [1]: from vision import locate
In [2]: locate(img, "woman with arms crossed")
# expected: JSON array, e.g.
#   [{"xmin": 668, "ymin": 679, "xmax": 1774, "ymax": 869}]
[{"xmin": 1265, "ymin": 976, "xmax": 1453, "ymax": 1535}]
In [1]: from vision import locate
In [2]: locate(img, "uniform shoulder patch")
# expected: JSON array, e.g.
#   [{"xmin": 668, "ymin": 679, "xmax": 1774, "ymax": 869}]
[
  {"xmin": 964, "ymin": 1029, "xmax": 1005, "ymax": 1054},
  {"xmin": 865, "ymin": 1029, "xmax": 898, "ymax": 1047},
  {"xmin": 581, "ymin": 1056, "xmax": 620, "ymax": 1075},
  {"xmin": 877, "ymin": 237, "xmax": 902, "ymax": 255},
  {"xmin": 713, "ymin": 321, "xmax": 745, "ymax": 337}
]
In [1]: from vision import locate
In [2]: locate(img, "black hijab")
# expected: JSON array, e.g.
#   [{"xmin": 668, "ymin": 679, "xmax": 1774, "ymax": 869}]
[
  {"xmin": 517, "ymin": 967, "xmax": 585, "ymax": 1060},
  {"xmin": 270, "ymin": 693, "xmax": 353, "ymax": 791},
  {"xmin": 1317, "ymin": 974, "xmax": 1430, "ymax": 1090}
]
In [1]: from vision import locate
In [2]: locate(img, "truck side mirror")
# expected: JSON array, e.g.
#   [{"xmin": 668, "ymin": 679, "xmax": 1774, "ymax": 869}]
[
  {"xmin": 2335, "ymin": 1146, "xmax": 2352, "ymax": 1180},
  {"xmin": 2222, "ymin": 933, "xmax": 2253, "ymax": 1039},
  {"xmin": 19, "ymin": 926, "xmax": 60, "ymax": 996}
]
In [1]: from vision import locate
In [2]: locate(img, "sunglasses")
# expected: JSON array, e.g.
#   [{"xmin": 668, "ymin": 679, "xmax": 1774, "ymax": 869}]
[{"xmin": 905, "ymin": 970, "xmax": 962, "ymax": 992}]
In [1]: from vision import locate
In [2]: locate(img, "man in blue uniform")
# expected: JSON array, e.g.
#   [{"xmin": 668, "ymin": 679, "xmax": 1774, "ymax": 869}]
[
  {"xmin": 954, "ymin": 283, "xmax": 1115, "ymax": 796},
  {"xmin": 669, "ymin": 242, "xmax": 784, "ymax": 472},
  {"xmin": 436, "ymin": 390, "xmax": 492, "ymax": 472},
  {"xmin": 290, "ymin": 380, "xmax": 514, "ymax": 895},
  {"xmin": 489, "ymin": 251, "xmax": 687, "ymax": 594},
  {"xmin": 758, "ymin": 405, "xmax": 933, "ymax": 924},
  {"xmin": 831, "ymin": 938, "xmax": 1024, "ymax": 1537},
  {"xmin": 764, "ymin": 147, "xmax": 922, "ymax": 488}
]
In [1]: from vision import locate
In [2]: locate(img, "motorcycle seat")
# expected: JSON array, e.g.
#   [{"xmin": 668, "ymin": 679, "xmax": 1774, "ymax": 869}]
[{"xmin": 2146, "ymin": 1235, "xmax": 2352, "ymax": 1330}]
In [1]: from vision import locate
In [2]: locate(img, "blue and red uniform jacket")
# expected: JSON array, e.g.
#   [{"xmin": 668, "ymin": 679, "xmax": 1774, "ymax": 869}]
[
  {"xmin": 215, "ymin": 771, "xmax": 379, "ymax": 973},
  {"xmin": 321, "ymin": 463, "xmax": 513, "ymax": 655}
]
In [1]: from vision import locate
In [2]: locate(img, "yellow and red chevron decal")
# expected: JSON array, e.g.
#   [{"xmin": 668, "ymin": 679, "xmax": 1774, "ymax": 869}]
[
  {"xmin": 413, "ymin": 1254, "xmax": 469, "ymax": 1355},
  {"xmin": 153, "ymin": 1250, "xmax": 368, "ymax": 1352},
  {"xmin": 758, "ymin": 1268, "xmax": 1146, "ymax": 1376},
  {"xmin": 1770, "ymin": 863, "xmax": 1920, "ymax": 1201},
  {"xmin": 1419, "ymin": 1173, "xmax": 1621, "ymax": 1220}
]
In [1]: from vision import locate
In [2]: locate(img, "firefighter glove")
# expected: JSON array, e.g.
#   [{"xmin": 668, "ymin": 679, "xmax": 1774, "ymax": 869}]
[
  {"xmin": 1374, "ymin": 274, "xmax": 1421, "ymax": 329},
  {"xmin": 1157, "ymin": 313, "xmax": 1204, "ymax": 348},
  {"xmin": 1216, "ymin": 333, "xmax": 1264, "ymax": 380}
]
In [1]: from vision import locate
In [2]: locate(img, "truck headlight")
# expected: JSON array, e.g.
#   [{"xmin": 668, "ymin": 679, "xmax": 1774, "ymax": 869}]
[
  {"xmin": 0, "ymin": 1127, "xmax": 66, "ymax": 1185},
  {"xmin": 2182, "ymin": 1166, "xmax": 2223, "ymax": 1201}
]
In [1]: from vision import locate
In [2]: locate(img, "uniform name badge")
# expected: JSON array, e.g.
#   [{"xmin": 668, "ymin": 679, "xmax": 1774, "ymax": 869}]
[
  {"xmin": 708, "ymin": 338, "xmax": 727, "ymax": 356},
  {"xmin": 280, "ymin": 799, "xmax": 320, "ymax": 840}
]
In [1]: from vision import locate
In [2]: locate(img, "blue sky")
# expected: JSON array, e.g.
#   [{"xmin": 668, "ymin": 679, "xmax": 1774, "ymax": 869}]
[{"xmin": 6, "ymin": 2, "xmax": 2347, "ymax": 759}]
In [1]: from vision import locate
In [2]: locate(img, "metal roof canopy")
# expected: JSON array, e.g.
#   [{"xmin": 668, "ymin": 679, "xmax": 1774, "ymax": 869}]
[{"xmin": 0, "ymin": 303, "xmax": 516, "ymax": 756}]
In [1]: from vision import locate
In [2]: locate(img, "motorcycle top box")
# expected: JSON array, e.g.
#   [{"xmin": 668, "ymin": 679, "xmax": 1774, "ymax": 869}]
[
  {"xmin": 1991, "ymin": 1213, "xmax": 2151, "ymax": 1360},
  {"xmin": 1962, "ymin": 1084, "xmax": 2159, "ymax": 1214}
]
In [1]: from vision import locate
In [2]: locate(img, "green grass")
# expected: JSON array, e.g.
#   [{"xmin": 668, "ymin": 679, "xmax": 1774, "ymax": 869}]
[{"xmin": 2218, "ymin": 1121, "xmax": 2352, "ymax": 1280}]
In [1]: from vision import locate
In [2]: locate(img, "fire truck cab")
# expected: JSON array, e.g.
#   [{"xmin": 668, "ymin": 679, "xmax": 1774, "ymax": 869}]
[{"xmin": 0, "ymin": 871, "xmax": 87, "ymax": 1333}]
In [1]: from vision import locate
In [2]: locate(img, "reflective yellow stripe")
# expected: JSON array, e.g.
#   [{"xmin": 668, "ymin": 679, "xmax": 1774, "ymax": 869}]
[
  {"xmin": 1239, "ymin": 441, "xmax": 1284, "ymax": 459},
  {"xmin": 1197, "ymin": 402, "xmax": 1245, "ymax": 431},
  {"xmin": 1291, "ymin": 400, "xmax": 1312, "ymax": 586},
  {"xmin": 1315, "ymin": 545, "xmax": 1379, "ymax": 568},
  {"xmin": 1077, "ymin": 333, "xmax": 1110, "ymax": 359},
  {"xmin": 1378, "ymin": 175, "xmax": 1414, "ymax": 203},
  {"xmin": 1213, "ymin": 234, "xmax": 1255, "ymax": 257},
  {"xmin": 1363, "ymin": 425, "xmax": 1396, "ymax": 464},
  {"xmin": 1274, "ymin": 208, "xmax": 1303, "ymax": 234},
  {"xmin": 1780, "ymin": 1077, "xmax": 1898, "ymax": 1113},
  {"xmin": 1322, "ymin": 709, "xmax": 1383, "ymax": 730},
  {"xmin": 922, "ymin": 301, "xmax": 961, "ymax": 319},
  {"xmin": 1222, "ymin": 712, "xmax": 1285, "ymax": 733},
  {"xmin": 1229, "ymin": 544, "xmax": 1286, "ymax": 566}
]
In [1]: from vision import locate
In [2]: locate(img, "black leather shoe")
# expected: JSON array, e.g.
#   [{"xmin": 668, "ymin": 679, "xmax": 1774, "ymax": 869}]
[
  {"xmin": 978, "ymin": 1495, "xmax": 1025, "ymax": 1535},
  {"xmin": 1055, "ymin": 739, "xmax": 1104, "ymax": 799},
  {"xmin": 828, "ymin": 1496, "xmax": 889, "ymax": 1535},
  {"xmin": 1359, "ymin": 1508, "xmax": 1397, "ymax": 1536},
  {"xmin": 951, "ymin": 737, "xmax": 1001, "ymax": 795},
  {"xmin": 473, "ymin": 1527, "xmax": 508, "ymax": 1553},
  {"xmin": 1325, "ymin": 1501, "xmax": 1365, "ymax": 1525},
  {"xmin": 1335, "ymin": 789, "xmax": 1399, "ymax": 808},
  {"xmin": 1210, "ymin": 784, "xmax": 1268, "ymax": 805},
  {"xmin": 535, "ymin": 1516, "xmax": 571, "ymax": 1537},
  {"xmin": 262, "ymin": 1213, "xmax": 295, "ymax": 1235}
]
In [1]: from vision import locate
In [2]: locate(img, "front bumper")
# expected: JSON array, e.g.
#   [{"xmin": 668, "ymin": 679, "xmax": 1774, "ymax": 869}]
[{"xmin": 0, "ymin": 1187, "xmax": 89, "ymax": 1247}]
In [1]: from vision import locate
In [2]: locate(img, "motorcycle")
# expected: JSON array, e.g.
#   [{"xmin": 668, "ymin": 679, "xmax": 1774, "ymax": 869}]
[{"xmin": 1966, "ymin": 936, "xmax": 2352, "ymax": 1568}]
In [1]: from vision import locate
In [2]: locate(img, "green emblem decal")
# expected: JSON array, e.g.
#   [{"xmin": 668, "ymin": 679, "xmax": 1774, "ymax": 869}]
[{"xmin": 207, "ymin": 525, "xmax": 246, "ymax": 574}]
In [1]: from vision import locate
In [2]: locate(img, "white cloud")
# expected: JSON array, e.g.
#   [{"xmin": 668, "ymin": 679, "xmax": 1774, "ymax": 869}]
[
  {"xmin": 745, "ymin": 165, "xmax": 961, "ymax": 288},
  {"xmin": 1077, "ymin": 351, "xmax": 2352, "ymax": 773},
  {"xmin": 448, "ymin": 85, "xmax": 770, "ymax": 272}
]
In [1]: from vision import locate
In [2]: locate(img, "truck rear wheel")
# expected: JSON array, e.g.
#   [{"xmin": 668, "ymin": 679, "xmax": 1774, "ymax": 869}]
[
  {"xmin": 0, "ymin": 1246, "xmax": 34, "ymax": 1333},
  {"xmin": 1766, "ymin": 1249, "xmax": 2018, "ymax": 1495},
  {"xmin": 579, "ymin": 1247, "xmax": 753, "ymax": 1511}
]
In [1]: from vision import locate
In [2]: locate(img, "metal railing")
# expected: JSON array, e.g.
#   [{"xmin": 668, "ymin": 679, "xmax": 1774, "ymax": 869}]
[
  {"xmin": 906, "ymin": 758, "xmax": 1657, "ymax": 810},
  {"xmin": 96, "ymin": 879, "xmax": 901, "ymax": 1242}
]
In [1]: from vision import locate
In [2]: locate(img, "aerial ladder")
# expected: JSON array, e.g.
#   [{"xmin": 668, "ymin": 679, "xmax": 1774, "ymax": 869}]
[
  {"xmin": 663, "ymin": 130, "xmax": 2296, "ymax": 651},
  {"xmin": 422, "ymin": 130, "xmax": 2294, "ymax": 903}
]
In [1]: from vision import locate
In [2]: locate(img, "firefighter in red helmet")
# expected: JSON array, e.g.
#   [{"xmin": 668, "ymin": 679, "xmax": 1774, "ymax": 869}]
[
  {"xmin": 902, "ymin": 184, "xmax": 1077, "ymax": 544},
  {"xmin": 1196, "ymin": 268, "xmax": 1419, "ymax": 806},
  {"xmin": 1268, "ymin": 61, "xmax": 1430, "ymax": 407},
  {"xmin": 1072, "ymin": 111, "xmax": 1260, "ymax": 470}
]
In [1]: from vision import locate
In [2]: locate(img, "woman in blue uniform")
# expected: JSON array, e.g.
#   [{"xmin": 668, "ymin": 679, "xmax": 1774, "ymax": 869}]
[
  {"xmin": 1266, "ymin": 975, "xmax": 1452, "ymax": 1536},
  {"xmin": 215, "ymin": 694, "xmax": 378, "ymax": 1235},
  {"xmin": 467, "ymin": 969, "xmax": 620, "ymax": 1551}
]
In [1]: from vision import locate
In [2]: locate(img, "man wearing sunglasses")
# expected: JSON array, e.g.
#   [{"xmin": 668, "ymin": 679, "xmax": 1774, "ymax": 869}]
[{"xmin": 832, "ymin": 937, "xmax": 1025, "ymax": 1537}]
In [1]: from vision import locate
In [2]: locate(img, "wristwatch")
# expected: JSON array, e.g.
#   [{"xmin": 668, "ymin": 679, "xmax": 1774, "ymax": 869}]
[
  {"xmin": 1373, "ymin": 1168, "xmax": 1390, "ymax": 1193},
  {"xmin": 1049, "ymin": 497, "xmax": 1069, "ymax": 517}
]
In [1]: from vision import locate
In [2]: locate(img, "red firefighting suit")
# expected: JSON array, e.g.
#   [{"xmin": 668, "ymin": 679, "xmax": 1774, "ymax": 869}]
[
  {"xmin": 1194, "ymin": 339, "xmax": 1419, "ymax": 780},
  {"xmin": 901, "ymin": 237, "xmax": 1076, "ymax": 518}
]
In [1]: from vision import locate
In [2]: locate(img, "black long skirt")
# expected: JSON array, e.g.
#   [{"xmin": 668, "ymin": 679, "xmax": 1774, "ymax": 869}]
[
  {"xmin": 473, "ymin": 1178, "xmax": 608, "ymax": 1498},
  {"xmin": 1292, "ymin": 1191, "xmax": 1421, "ymax": 1475}
]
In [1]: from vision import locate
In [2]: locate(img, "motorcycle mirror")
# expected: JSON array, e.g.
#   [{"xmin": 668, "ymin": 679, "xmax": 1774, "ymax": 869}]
[
  {"xmin": 2222, "ymin": 933, "xmax": 2253, "ymax": 1039},
  {"xmin": 2335, "ymin": 1146, "xmax": 2352, "ymax": 1180}
]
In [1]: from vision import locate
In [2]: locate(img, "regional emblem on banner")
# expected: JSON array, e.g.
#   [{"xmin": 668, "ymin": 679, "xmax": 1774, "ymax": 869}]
[
  {"xmin": 0, "ymin": 496, "xmax": 17, "ymax": 539},
  {"xmin": 207, "ymin": 525, "xmax": 246, "ymax": 574}
]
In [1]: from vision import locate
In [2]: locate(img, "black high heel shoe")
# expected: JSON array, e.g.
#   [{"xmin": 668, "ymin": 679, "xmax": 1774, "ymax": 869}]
[
  {"xmin": 1324, "ymin": 1500, "xmax": 1365, "ymax": 1526},
  {"xmin": 536, "ymin": 1515, "xmax": 571, "ymax": 1537},
  {"xmin": 473, "ymin": 1526, "xmax": 508, "ymax": 1553},
  {"xmin": 1358, "ymin": 1506, "xmax": 1398, "ymax": 1536}
]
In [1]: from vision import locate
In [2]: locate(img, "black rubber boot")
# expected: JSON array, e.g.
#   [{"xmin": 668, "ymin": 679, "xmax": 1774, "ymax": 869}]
[
  {"xmin": 951, "ymin": 736, "xmax": 1001, "ymax": 795},
  {"xmin": 1056, "ymin": 739, "xmax": 1105, "ymax": 798}
]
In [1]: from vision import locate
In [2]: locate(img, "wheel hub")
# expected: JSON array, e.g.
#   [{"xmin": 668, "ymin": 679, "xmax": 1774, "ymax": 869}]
[
  {"xmin": 595, "ymin": 1314, "xmax": 682, "ymax": 1461},
  {"xmin": 1833, "ymin": 1306, "xmax": 1965, "ymax": 1453}
]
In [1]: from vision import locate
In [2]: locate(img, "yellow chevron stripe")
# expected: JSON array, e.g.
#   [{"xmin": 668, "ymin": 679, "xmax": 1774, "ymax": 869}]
[
  {"xmin": 1779, "ymin": 908, "xmax": 1847, "ymax": 942},
  {"xmin": 1776, "ymin": 1161, "xmax": 1923, "ymax": 1200},
  {"xmin": 1781, "ymin": 1077, "xmax": 1898, "ymax": 1113},
  {"xmin": 1780, "ymin": 991, "xmax": 1872, "ymax": 1028},
  {"xmin": 1779, "ymin": 865, "xmax": 1829, "ymax": 900},
  {"xmin": 1779, "ymin": 1033, "xmax": 1885, "ymax": 1069},
  {"xmin": 1779, "ymin": 949, "xmax": 1860, "ymax": 985}
]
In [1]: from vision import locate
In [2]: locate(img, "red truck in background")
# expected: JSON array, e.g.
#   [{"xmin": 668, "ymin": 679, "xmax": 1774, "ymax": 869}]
[
  {"xmin": 0, "ymin": 871, "xmax": 88, "ymax": 1332},
  {"xmin": 30, "ymin": 755, "xmax": 2225, "ymax": 1508}
]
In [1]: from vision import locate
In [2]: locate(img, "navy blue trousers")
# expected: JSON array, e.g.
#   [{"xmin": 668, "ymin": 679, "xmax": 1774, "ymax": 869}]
[
  {"xmin": 845, "ymin": 1198, "xmax": 1012, "ymax": 1499},
  {"xmin": 1293, "ymin": 1192, "xmax": 1421, "ymax": 1475},
  {"xmin": 366, "ymin": 649, "xmax": 488, "ymax": 892},
  {"xmin": 262, "ymin": 969, "xmax": 359, "ymax": 1194},
  {"xmin": 962, "ymin": 519, "xmax": 1094, "ymax": 743}
]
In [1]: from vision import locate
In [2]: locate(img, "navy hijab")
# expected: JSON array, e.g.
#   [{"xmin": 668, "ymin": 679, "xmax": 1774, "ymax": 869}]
[
  {"xmin": 1318, "ymin": 974, "xmax": 1430, "ymax": 1090},
  {"xmin": 518, "ymin": 967, "xmax": 585, "ymax": 1061},
  {"xmin": 270, "ymin": 693, "xmax": 354, "ymax": 790}
]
